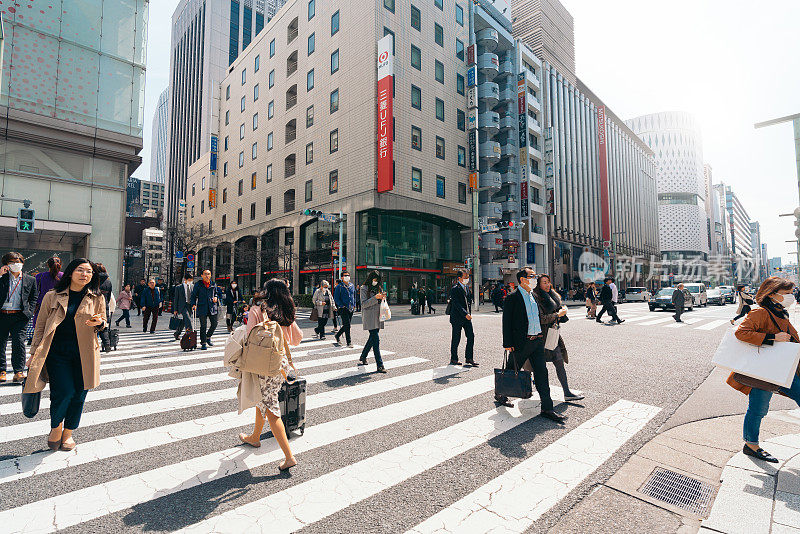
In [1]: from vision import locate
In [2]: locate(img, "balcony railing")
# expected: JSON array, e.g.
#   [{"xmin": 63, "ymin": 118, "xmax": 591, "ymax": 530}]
[
  {"xmin": 286, "ymin": 93, "xmax": 297, "ymax": 110},
  {"xmin": 287, "ymin": 60, "xmax": 297, "ymax": 76}
]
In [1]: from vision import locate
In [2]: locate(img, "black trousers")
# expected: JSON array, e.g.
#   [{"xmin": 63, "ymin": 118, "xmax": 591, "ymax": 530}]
[
  {"xmin": 596, "ymin": 301, "xmax": 621, "ymax": 322},
  {"xmin": 673, "ymin": 304, "xmax": 684, "ymax": 321},
  {"xmin": 450, "ymin": 320, "xmax": 475, "ymax": 363},
  {"xmin": 46, "ymin": 349, "xmax": 87, "ymax": 430},
  {"xmin": 199, "ymin": 313, "xmax": 218, "ymax": 345},
  {"xmin": 733, "ymin": 305, "xmax": 751, "ymax": 322},
  {"xmin": 173, "ymin": 309, "xmax": 192, "ymax": 337},
  {"xmin": 503, "ymin": 337, "xmax": 553, "ymax": 412},
  {"xmin": 142, "ymin": 307, "xmax": 159, "ymax": 333},
  {"xmin": 0, "ymin": 312, "xmax": 27, "ymax": 373},
  {"xmin": 336, "ymin": 308, "xmax": 353, "ymax": 344}
]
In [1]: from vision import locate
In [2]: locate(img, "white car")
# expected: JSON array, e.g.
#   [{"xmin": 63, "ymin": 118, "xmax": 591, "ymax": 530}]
[
  {"xmin": 683, "ymin": 283, "xmax": 708, "ymax": 307},
  {"xmin": 624, "ymin": 287, "xmax": 652, "ymax": 302}
]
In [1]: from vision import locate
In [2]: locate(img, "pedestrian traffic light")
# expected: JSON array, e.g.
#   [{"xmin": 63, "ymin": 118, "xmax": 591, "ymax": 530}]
[
  {"xmin": 303, "ymin": 209, "xmax": 324, "ymax": 218},
  {"xmin": 16, "ymin": 207, "xmax": 34, "ymax": 233}
]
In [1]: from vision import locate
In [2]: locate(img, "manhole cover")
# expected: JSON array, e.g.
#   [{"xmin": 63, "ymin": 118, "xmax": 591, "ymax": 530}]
[{"xmin": 640, "ymin": 467, "xmax": 715, "ymax": 516}]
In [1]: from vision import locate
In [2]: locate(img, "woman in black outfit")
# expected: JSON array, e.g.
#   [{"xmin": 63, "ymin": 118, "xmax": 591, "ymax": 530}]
[
  {"xmin": 731, "ymin": 284, "xmax": 755, "ymax": 325},
  {"xmin": 225, "ymin": 280, "xmax": 243, "ymax": 332}
]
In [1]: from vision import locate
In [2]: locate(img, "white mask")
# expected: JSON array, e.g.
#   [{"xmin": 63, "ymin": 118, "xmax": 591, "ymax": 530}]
[
  {"xmin": 231, "ymin": 284, "xmax": 237, "ymax": 289},
  {"xmin": 343, "ymin": 276, "xmax": 350, "ymax": 283},
  {"xmin": 8, "ymin": 263, "xmax": 23, "ymax": 273},
  {"xmin": 372, "ymin": 280, "xmax": 378, "ymax": 287},
  {"xmin": 780, "ymin": 293, "xmax": 796, "ymax": 308},
  {"xmin": 462, "ymin": 278, "xmax": 470, "ymax": 285}
]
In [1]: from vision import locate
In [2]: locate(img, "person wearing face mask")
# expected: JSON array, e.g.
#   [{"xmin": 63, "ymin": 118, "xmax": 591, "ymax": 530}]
[
  {"xmin": 449, "ymin": 269, "xmax": 478, "ymax": 367},
  {"xmin": 728, "ymin": 276, "xmax": 800, "ymax": 463},
  {"xmin": 334, "ymin": 272, "xmax": 355, "ymax": 347},
  {"xmin": 359, "ymin": 271, "xmax": 387, "ymax": 373},
  {"xmin": 0, "ymin": 252, "xmax": 38, "ymax": 383},
  {"xmin": 225, "ymin": 280, "xmax": 243, "ymax": 332}
]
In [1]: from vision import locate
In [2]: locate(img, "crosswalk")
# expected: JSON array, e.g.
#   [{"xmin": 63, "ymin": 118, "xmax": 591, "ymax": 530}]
[
  {"xmin": 0, "ymin": 326, "xmax": 660, "ymax": 533},
  {"xmin": 595, "ymin": 311, "xmax": 734, "ymax": 331}
]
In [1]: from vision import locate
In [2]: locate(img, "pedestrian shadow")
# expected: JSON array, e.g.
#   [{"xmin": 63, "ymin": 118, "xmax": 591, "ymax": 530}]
[
  {"xmin": 486, "ymin": 401, "xmax": 568, "ymax": 459},
  {"xmin": 322, "ymin": 372, "xmax": 374, "ymax": 388}
]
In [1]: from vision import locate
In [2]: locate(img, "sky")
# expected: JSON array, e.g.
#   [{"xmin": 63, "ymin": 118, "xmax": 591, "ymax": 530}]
[{"xmin": 135, "ymin": 0, "xmax": 800, "ymax": 263}]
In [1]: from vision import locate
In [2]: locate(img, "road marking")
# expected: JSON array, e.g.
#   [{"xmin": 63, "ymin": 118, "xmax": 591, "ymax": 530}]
[
  {"xmin": 0, "ymin": 352, "xmax": 404, "ymax": 442},
  {"xmin": 662, "ymin": 316, "xmax": 706, "ymax": 328},
  {"xmin": 694, "ymin": 319, "xmax": 731, "ymax": 331},
  {"xmin": 0, "ymin": 375, "xmax": 508, "ymax": 533},
  {"xmin": 0, "ymin": 364, "xmax": 468, "ymax": 485},
  {"xmin": 615, "ymin": 315, "xmax": 654, "ymax": 322},
  {"xmin": 102, "ymin": 338, "xmax": 336, "ymax": 359},
  {"xmin": 636, "ymin": 316, "xmax": 678, "ymax": 326},
  {"xmin": 405, "ymin": 399, "xmax": 660, "ymax": 534}
]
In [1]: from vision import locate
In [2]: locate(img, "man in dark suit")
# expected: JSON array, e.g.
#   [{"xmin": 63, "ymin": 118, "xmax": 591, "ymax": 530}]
[
  {"xmin": 596, "ymin": 277, "xmax": 624, "ymax": 324},
  {"xmin": 496, "ymin": 267, "xmax": 565, "ymax": 423},
  {"xmin": 449, "ymin": 269, "xmax": 478, "ymax": 367},
  {"xmin": 0, "ymin": 252, "xmax": 38, "ymax": 382},
  {"xmin": 191, "ymin": 269, "xmax": 220, "ymax": 350},
  {"xmin": 672, "ymin": 283, "xmax": 686, "ymax": 322},
  {"xmin": 172, "ymin": 273, "xmax": 194, "ymax": 340}
]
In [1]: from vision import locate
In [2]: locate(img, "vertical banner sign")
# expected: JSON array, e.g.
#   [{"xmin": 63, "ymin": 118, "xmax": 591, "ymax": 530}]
[
  {"xmin": 469, "ymin": 172, "xmax": 477, "ymax": 190},
  {"xmin": 209, "ymin": 134, "xmax": 218, "ymax": 208},
  {"xmin": 517, "ymin": 73, "xmax": 528, "ymax": 172},
  {"xmin": 527, "ymin": 242, "xmax": 535, "ymax": 264},
  {"xmin": 468, "ymin": 129, "xmax": 478, "ymax": 171},
  {"xmin": 376, "ymin": 35, "xmax": 394, "ymax": 193},
  {"xmin": 209, "ymin": 188, "xmax": 217, "ymax": 208},
  {"xmin": 467, "ymin": 44, "xmax": 475, "ymax": 65},
  {"xmin": 544, "ymin": 127, "xmax": 555, "ymax": 215},
  {"xmin": 520, "ymin": 181, "xmax": 529, "ymax": 218},
  {"xmin": 597, "ymin": 105, "xmax": 611, "ymax": 243},
  {"xmin": 467, "ymin": 65, "xmax": 477, "ymax": 87},
  {"xmin": 210, "ymin": 135, "xmax": 218, "ymax": 173}
]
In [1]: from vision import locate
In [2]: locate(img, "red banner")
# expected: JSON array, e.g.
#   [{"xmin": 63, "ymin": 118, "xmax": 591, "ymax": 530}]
[
  {"xmin": 597, "ymin": 105, "xmax": 611, "ymax": 243},
  {"xmin": 376, "ymin": 35, "xmax": 394, "ymax": 193}
]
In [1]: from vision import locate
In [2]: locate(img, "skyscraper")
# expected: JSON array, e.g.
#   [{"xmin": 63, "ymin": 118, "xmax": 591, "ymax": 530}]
[
  {"xmin": 511, "ymin": 0, "xmax": 576, "ymax": 84},
  {"xmin": 150, "ymin": 88, "xmax": 169, "ymax": 184}
]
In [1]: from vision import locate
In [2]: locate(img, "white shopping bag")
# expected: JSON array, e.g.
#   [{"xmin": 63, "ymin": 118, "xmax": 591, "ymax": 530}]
[
  {"xmin": 711, "ymin": 328, "xmax": 800, "ymax": 388},
  {"xmin": 379, "ymin": 300, "xmax": 391, "ymax": 321}
]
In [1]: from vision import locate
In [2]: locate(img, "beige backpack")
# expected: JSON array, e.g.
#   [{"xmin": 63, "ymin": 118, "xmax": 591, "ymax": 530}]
[{"xmin": 239, "ymin": 320, "xmax": 294, "ymax": 377}]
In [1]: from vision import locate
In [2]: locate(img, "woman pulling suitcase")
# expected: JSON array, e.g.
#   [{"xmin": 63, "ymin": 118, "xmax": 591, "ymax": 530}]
[{"xmin": 224, "ymin": 278, "xmax": 302, "ymax": 471}]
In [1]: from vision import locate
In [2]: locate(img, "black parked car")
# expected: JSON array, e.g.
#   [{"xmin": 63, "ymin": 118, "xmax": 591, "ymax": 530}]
[{"xmin": 649, "ymin": 287, "xmax": 694, "ymax": 312}]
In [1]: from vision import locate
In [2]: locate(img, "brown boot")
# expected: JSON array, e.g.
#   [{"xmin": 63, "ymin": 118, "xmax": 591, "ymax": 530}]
[
  {"xmin": 0, "ymin": 371, "xmax": 6, "ymax": 382},
  {"xmin": 13, "ymin": 372, "xmax": 25, "ymax": 383}
]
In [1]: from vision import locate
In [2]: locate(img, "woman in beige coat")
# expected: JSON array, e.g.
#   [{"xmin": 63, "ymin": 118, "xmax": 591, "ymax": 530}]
[{"xmin": 24, "ymin": 258, "xmax": 106, "ymax": 452}]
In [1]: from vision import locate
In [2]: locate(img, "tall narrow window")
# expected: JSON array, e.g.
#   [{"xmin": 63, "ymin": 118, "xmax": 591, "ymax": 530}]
[
  {"xmin": 456, "ymin": 39, "xmax": 465, "ymax": 61},
  {"xmin": 412, "ymin": 167, "xmax": 422, "ymax": 192},
  {"xmin": 237, "ymin": 208, "xmax": 242, "ymax": 224},
  {"xmin": 306, "ymin": 142, "xmax": 314, "ymax": 164},
  {"xmin": 436, "ymin": 98, "xmax": 444, "ymax": 121},
  {"xmin": 305, "ymin": 180, "xmax": 313, "ymax": 202},
  {"xmin": 240, "ymin": 96, "xmax": 246, "ymax": 112},
  {"xmin": 308, "ymin": 32, "xmax": 315, "ymax": 55},
  {"xmin": 330, "ymin": 129, "xmax": 339, "ymax": 153},
  {"xmin": 411, "ymin": 5, "xmax": 421, "ymax": 30},
  {"xmin": 308, "ymin": 0, "xmax": 315, "ymax": 20},
  {"xmin": 434, "ymin": 0, "xmax": 443, "ymax": 9},
  {"xmin": 307, "ymin": 69, "xmax": 314, "ymax": 91},
  {"xmin": 436, "ymin": 176, "xmax": 445, "ymax": 198},
  {"xmin": 242, "ymin": 68, "xmax": 246, "ymax": 85},
  {"xmin": 240, "ymin": 123, "xmax": 245, "ymax": 140},
  {"xmin": 411, "ymin": 126, "xmax": 422, "ymax": 150},
  {"xmin": 411, "ymin": 85, "xmax": 421, "ymax": 109},
  {"xmin": 384, "ymin": 0, "xmax": 395, "ymax": 13},
  {"xmin": 254, "ymin": 84, "xmax": 259, "ymax": 101},
  {"xmin": 457, "ymin": 109, "xmax": 466, "ymax": 131},
  {"xmin": 434, "ymin": 23, "xmax": 443, "ymax": 46},
  {"xmin": 435, "ymin": 60, "xmax": 444, "ymax": 83},
  {"xmin": 266, "ymin": 164, "xmax": 272, "ymax": 183},
  {"xmin": 458, "ymin": 145, "xmax": 466, "ymax": 167},
  {"xmin": 269, "ymin": 69, "xmax": 275, "ymax": 88},
  {"xmin": 331, "ymin": 10, "xmax": 340, "ymax": 35},
  {"xmin": 253, "ymin": 112, "xmax": 258, "ymax": 130},
  {"xmin": 330, "ymin": 89, "xmax": 339, "ymax": 114},
  {"xmin": 457, "ymin": 73, "xmax": 465, "ymax": 95},
  {"xmin": 436, "ymin": 135, "xmax": 445, "ymax": 159},
  {"xmin": 238, "ymin": 179, "xmax": 244, "ymax": 196},
  {"xmin": 251, "ymin": 202, "xmax": 256, "ymax": 220},
  {"xmin": 239, "ymin": 151, "xmax": 244, "ymax": 167},
  {"xmin": 270, "ymin": 38, "xmax": 275, "ymax": 57},
  {"xmin": 268, "ymin": 100, "xmax": 274, "ymax": 119},
  {"xmin": 251, "ymin": 172, "xmax": 257, "ymax": 189},
  {"xmin": 411, "ymin": 45, "xmax": 421, "ymax": 70},
  {"xmin": 254, "ymin": 54, "xmax": 260, "ymax": 72},
  {"xmin": 331, "ymin": 49, "xmax": 339, "ymax": 74},
  {"xmin": 224, "ymin": 136, "xmax": 229, "ymax": 151},
  {"xmin": 284, "ymin": 189, "xmax": 295, "ymax": 212},
  {"xmin": 458, "ymin": 182, "xmax": 467, "ymax": 203},
  {"xmin": 226, "ymin": 85, "xmax": 230, "ymax": 100},
  {"xmin": 225, "ymin": 110, "xmax": 230, "ymax": 125},
  {"xmin": 266, "ymin": 196, "xmax": 272, "ymax": 215},
  {"xmin": 267, "ymin": 132, "xmax": 274, "ymax": 150},
  {"xmin": 329, "ymin": 170, "xmax": 338, "ymax": 194},
  {"xmin": 456, "ymin": 4, "xmax": 464, "ymax": 25},
  {"xmin": 221, "ymin": 214, "xmax": 226, "ymax": 228},
  {"xmin": 307, "ymin": 105, "xmax": 314, "ymax": 127},
  {"xmin": 252, "ymin": 142, "xmax": 257, "ymax": 159}
]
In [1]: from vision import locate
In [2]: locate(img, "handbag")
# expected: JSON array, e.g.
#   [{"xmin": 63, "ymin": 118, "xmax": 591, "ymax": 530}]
[
  {"xmin": 169, "ymin": 315, "xmax": 183, "ymax": 330},
  {"xmin": 310, "ymin": 307, "xmax": 319, "ymax": 321},
  {"xmin": 20, "ymin": 378, "xmax": 40, "ymax": 418},
  {"xmin": 379, "ymin": 299, "xmax": 392, "ymax": 321},
  {"xmin": 494, "ymin": 350, "xmax": 533, "ymax": 399},
  {"xmin": 544, "ymin": 324, "xmax": 560, "ymax": 351}
]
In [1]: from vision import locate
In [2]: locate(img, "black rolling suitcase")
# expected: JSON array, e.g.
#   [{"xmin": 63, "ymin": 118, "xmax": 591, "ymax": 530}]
[{"xmin": 278, "ymin": 378, "xmax": 306, "ymax": 437}]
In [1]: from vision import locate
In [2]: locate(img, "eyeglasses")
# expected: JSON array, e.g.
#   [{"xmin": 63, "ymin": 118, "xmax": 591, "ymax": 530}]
[{"xmin": 75, "ymin": 268, "xmax": 93, "ymax": 275}]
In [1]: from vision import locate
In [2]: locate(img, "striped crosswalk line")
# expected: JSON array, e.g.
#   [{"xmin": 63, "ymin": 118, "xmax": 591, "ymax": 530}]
[
  {"xmin": 694, "ymin": 319, "xmax": 731, "ymax": 331},
  {"xmin": 637, "ymin": 316, "xmax": 676, "ymax": 326}
]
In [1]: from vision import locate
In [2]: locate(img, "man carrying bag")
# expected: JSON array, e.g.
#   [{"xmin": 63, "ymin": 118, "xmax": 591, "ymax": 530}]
[{"xmin": 495, "ymin": 267, "xmax": 565, "ymax": 423}]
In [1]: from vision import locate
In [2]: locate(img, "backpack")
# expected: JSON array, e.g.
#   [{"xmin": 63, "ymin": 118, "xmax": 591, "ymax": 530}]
[{"xmin": 239, "ymin": 320, "xmax": 293, "ymax": 377}]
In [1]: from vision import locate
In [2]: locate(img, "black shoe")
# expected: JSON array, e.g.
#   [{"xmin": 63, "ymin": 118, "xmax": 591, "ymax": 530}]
[
  {"xmin": 616, "ymin": 319, "xmax": 625, "ymax": 324},
  {"xmin": 334, "ymin": 335, "xmax": 341, "ymax": 346},
  {"xmin": 494, "ymin": 395, "xmax": 514, "ymax": 408},
  {"xmin": 207, "ymin": 340, "xmax": 214, "ymax": 347},
  {"xmin": 743, "ymin": 444, "xmax": 779, "ymax": 463},
  {"xmin": 376, "ymin": 367, "xmax": 387, "ymax": 374},
  {"xmin": 174, "ymin": 332, "xmax": 180, "ymax": 340},
  {"xmin": 358, "ymin": 357, "xmax": 367, "ymax": 365},
  {"xmin": 465, "ymin": 360, "xmax": 479, "ymax": 367},
  {"xmin": 540, "ymin": 410, "xmax": 566, "ymax": 423},
  {"xmin": 595, "ymin": 319, "xmax": 602, "ymax": 323},
  {"xmin": 564, "ymin": 392, "xmax": 585, "ymax": 402},
  {"xmin": 450, "ymin": 360, "xmax": 462, "ymax": 366},
  {"xmin": 200, "ymin": 345, "xmax": 208, "ymax": 351}
]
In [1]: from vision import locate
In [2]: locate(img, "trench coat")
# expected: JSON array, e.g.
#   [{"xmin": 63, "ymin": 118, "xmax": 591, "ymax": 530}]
[
  {"xmin": 727, "ymin": 306, "xmax": 799, "ymax": 395},
  {"xmin": 23, "ymin": 288, "xmax": 107, "ymax": 394},
  {"xmin": 312, "ymin": 287, "xmax": 332, "ymax": 318}
]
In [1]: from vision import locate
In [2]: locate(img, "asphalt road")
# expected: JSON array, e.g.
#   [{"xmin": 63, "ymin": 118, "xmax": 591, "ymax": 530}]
[{"xmin": 0, "ymin": 299, "xmax": 737, "ymax": 533}]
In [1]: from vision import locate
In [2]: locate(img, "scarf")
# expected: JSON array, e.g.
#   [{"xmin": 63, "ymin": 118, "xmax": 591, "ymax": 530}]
[
  {"xmin": 534, "ymin": 288, "xmax": 562, "ymax": 315},
  {"xmin": 203, "ymin": 280, "xmax": 211, "ymax": 288},
  {"xmin": 762, "ymin": 297, "xmax": 789, "ymax": 320}
]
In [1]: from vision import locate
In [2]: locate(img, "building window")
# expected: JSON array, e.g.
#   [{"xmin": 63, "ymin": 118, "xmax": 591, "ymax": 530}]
[
  {"xmin": 242, "ymin": 68, "xmax": 246, "ymax": 85},
  {"xmin": 267, "ymin": 132, "xmax": 274, "ymax": 150},
  {"xmin": 411, "ymin": 125, "xmax": 422, "ymax": 150},
  {"xmin": 192, "ymin": 183, "xmax": 196, "ymax": 196},
  {"xmin": 436, "ymin": 98, "xmax": 444, "ymax": 121},
  {"xmin": 269, "ymin": 69, "xmax": 275, "ymax": 88},
  {"xmin": 254, "ymin": 84, "xmax": 259, "ymax": 101},
  {"xmin": 456, "ymin": 39, "xmax": 465, "ymax": 61},
  {"xmin": 223, "ymin": 188, "xmax": 228, "ymax": 203},
  {"xmin": 384, "ymin": 0, "xmax": 394, "ymax": 13},
  {"xmin": 457, "ymin": 109, "xmax": 466, "ymax": 131},
  {"xmin": 434, "ymin": 23, "xmax": 444, "ymax": 47},
  {"xmin": 412, "ymin": 167, "xmax": 422, "ymax": 192},
  {"xmin": 253, "ymin": 113, "xmax": 258, "ymax": 130},
  {"xmin": 308, "ymin": 32, "xmax": 315, "ymax": 55},
  {"xmin": 411, "ymin": 5, "xmax": 421, "ymax": 30},
  {"xmin": 252, "ymin": 142, "xmax": 258, "ymax": 159},
  {"xmin": 237, "ymin": 208, "xmax": 242, "ymax": 224},
  {"xmin": 285, "ymin": 154, "xmax": 296, "ymax": 177},
  {"xmin": 266, "ymin": 164, "xmax": 273, "ymax": 183},
  {"xmin": 435, "ymin": 60, "xmax": 444, "ymax": 83},
  {"xmin": 304, "ymin": 179, "xmax": 313, "ymax": 202},
  {"xmin": 330, "ymin": 89, "xmax": 339, "ymax": 114},
  {"xmin": 224, "ymin": 136, "xmax": 229, "ymax": 151},
  {"xmin": 255, "ymin": 54, "xmax": 260, "ymax": 72},
  {"xmin": 331, "ymin": 49, "xmax": 339, "ymax": 74},
  {"xmin": 436, "ymin": 135, "xmax": 445, "ymax": 159},
  {"xmin": 306, "ymin": 142, "xmax": 313, "ymax": 164},
  {"xmin": 308, "ymin": 0, "xmax": 315, "ymax": 20},
  {"xmin": 268, "ymin": 100, "xmax": 274, "ymax": 119},
  {"xmin": 306, "ymin": 105, "xmax": 314, "ymax": 127},
  {"xmin": 221, "ymin": 214, "xmax": 226, "ymax": 229},
  {"xmin": 411, "ymin": 85, "xmax": 422, "ymax": 110},
  {"xmin": 436, "ymin": 176, "xmax": 445, "ymax": 198},
  {"xmin": 457, "ymin": 73, "xmax": 465, "ymax": 95},
  {"xmin": 266, "ymin": 196, "xmax": 272, "ymax": 215},
  {"xmin": 270, "ymin": 38, "xmax": 275, "ymax": 57},
  {"xmin": 411, "ymin": 45, "xmax": 421, "ymax": 70},
  {"xmin": 240, "ymin": 124, "xmax": 245, "ymax": 139},
  {"xmin": 458, "ymin": 145, "xmax": 466, "ymax": 167},
  {"xmin": 223, "ymin": 162, "xmax": 228, "ymax": 176},
  {"xmin": 434, "ymin": 0, "xmax": 443, "ymax": 9},
  {"xmin": 241, "ymin": 95, "xmax": 246, "ymax": 112},
  {"xmin": 201, "ymin": 200, "xmax": 205, "ymax": 214},
  {"xmin": 250, "ymin": 202, "xmax": 256, "ymax": 220},
  {"xmin": 458, "ymin": 182, "xmax": 467, "ymax": 204},
  {"xmin": 226, "ymin": 85, "xmax": 230, "ymax": 100},
  {"xmin": 307, "ymin": 69, "xmax": 314, "ymax": 91},
  {"xmin": 225, "ymin": 110, "xmax": 230, "ymax": 125},
  {"xmin": 329, "ymin": 170, "xmax": 338, "ymax": 194},
  {"xmin": 456, "ymin": 4, "xmax": 464, "ymax": 25},
  {"xmin": 239, "ymin": 151, "xmax": 244, "ymax": 167},
  {"xmin": 331, "ymin": 10, "xmax": 340, "ymax": 35},
  {"xmin": 238, "ymin": 179, "xmax": 244, "ymax": 196},
  {"xmin": 191, "ymin": 205, "xmax": 195, "ymax": 218},
  {"xmin": 330, "ymin": 129, "xmax": 339, "ymax": 153}
]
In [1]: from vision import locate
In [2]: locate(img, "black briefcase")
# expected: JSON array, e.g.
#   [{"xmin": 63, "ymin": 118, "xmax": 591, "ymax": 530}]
[
  {"xmin": 169, "ymin": 315, "xmax": 183, "ymax": 330},
  {"xmin": 494, "ymin": 350, "xmax": 533, "ymax": 399}
]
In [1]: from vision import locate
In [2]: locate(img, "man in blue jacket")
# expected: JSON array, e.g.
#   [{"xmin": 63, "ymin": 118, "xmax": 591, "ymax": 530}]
[
  {"xmin": 140, "ymin": 279, "xmax": 163, "ymax": 333},
  {"xmin": 333, "ymin": 272, "xmax": 356, "ymax": 347},
  {"xmin": 191, "ymin": 269, "xmax": 220, "ymax": 350}
]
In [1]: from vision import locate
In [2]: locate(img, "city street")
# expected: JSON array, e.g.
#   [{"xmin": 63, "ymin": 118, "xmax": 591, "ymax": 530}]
[{"xmin": 3, "ymin": 300, "xmax": 790, "ymax": 533}]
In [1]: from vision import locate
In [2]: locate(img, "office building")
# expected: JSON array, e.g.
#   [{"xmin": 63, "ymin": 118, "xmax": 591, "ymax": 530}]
[
  {"xmin": 186, "ymin": 0, "xmax": 473, "ymax": 298},
  {"xmin": 0, "ymin": 1, "xmax": 148, "ymax": 288},
  {"xmin": 511, "ymin": 0, "xmax": 575, "ymax": 84},
  {"xmin": 770, "ymin": 256, "xmax": 782, "ymax": 274},
  {"xmin": 150, "ymin": 88, "xmax": 169, "ymax": 185},
  {"xmin": 717, "ymin": 183, "xmax": 755, "ymax": 283},
  {"xmin": 127, "ymin": 178, "xmax": 165, "ymax": 217},
  {"xmin": 750, "ymin": 221, "xmax": 763, "ymax": 282},
  {"xmin": 167, "ymin": 0, "xmax": 279, "ymax": 227},
  {"xmin": 142, "ymin": 227, "xmax": 165, "ymax": 279}
]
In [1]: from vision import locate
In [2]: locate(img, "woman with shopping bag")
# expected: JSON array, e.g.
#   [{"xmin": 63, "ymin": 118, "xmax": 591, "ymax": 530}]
[
  {"xmin": 358, "ymin": 270, "xmax": 387, "ymax": 373},
  {"xmin": 311, "ymin": 280, "xmax": 332, "ymax": 339},
  {"xmin": 727, "ymin": 276, "xmax": 799, "ymax": 463}
]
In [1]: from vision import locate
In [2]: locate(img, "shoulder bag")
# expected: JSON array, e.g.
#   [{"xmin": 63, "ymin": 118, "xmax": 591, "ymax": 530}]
[
  {"xmin": 20, "ymin": 378, "xmax": 40, "ymax": 418},
  {"xmin": 494, "ymin": 350, "xmax": 533, "ymax": 400},
  {"xmin": 544, "ymin": 323, "xmax": 560, "ymax": 351}
]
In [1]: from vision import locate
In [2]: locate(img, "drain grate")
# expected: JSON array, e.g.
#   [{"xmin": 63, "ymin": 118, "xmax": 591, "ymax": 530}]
[{"xmin": 639, "ymin": 467, "xmax": 715, "ymax": 516}]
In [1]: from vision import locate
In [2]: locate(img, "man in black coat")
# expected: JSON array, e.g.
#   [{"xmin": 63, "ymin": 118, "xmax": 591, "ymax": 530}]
[
  {"xmin": 133, "ymin": 278, "xmax": 146, "ymax": 316},
  {"xmin": 0, "ymin": 252, "xmax": 38, "ymax": 382},
  {"xmin": 172, "ymin": 273, "xmax": 194, "ymax": 340},
  {"xmin": 596, "ymin": 277, "xmax": 623, "ymax": 324},
  {"xmin": 449, "ymin": 270, "xmax": 477, "ymax": 367},
  {"xmin": 497, "ymin": 267, "xmax": 565, "ymax": 423},
  {"xmin": 672, "ymin": 283, "xmax": 686, "ymax": 322}
]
